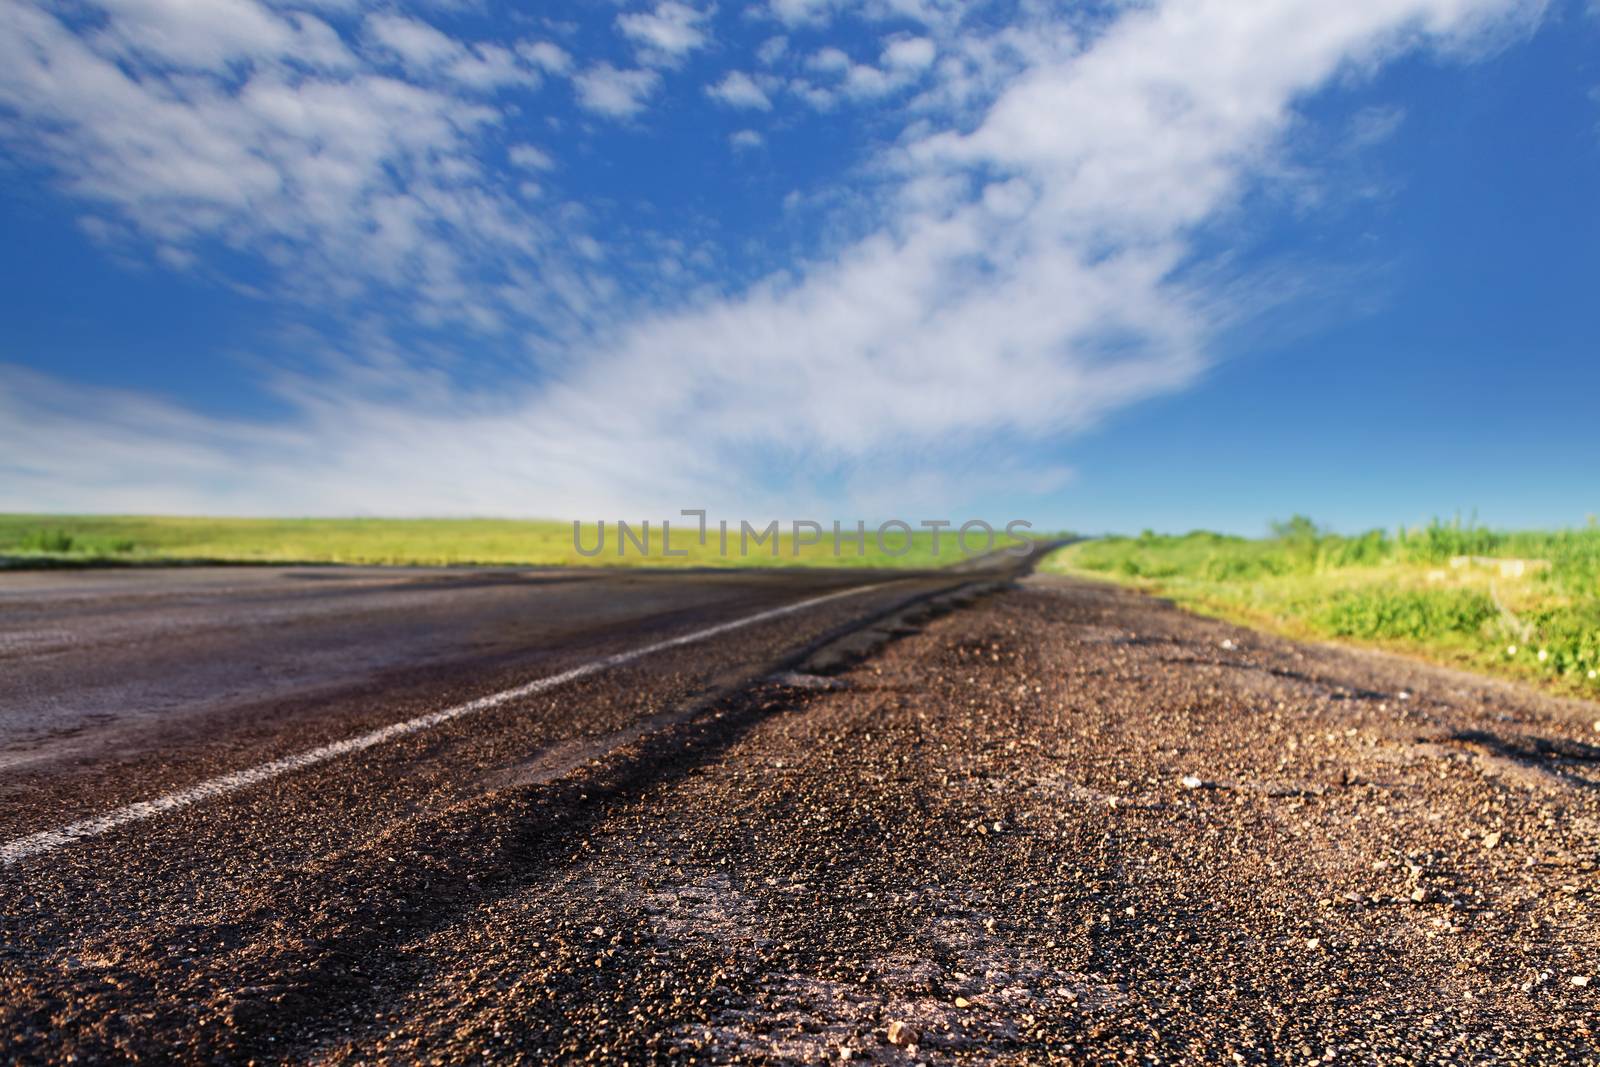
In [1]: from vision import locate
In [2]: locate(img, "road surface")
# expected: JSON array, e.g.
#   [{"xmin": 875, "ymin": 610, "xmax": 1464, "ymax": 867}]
[
  {"xmin": 1, "ymin": 558, "xmax": 1024, "ymax": 855},
  {"xmin": 2, "ymin": 558, "xmax": 1597, "ymax": 1063}
]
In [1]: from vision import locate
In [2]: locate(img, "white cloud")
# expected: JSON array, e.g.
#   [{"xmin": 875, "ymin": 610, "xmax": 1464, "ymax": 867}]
[
  {"xmin": 156, "ymin": 244, "xmax": 197, "ymax": 271},
  {"xmin": 807, "ymin": 47, "xmax": 850, "ymax": 74},
  {"xmin": 616, "ymin": 2, "xmax": 711, "ymax": 65},
  {"xmin": 96, "ymin": 0, "xmax": 308, "ymax": 69},
  {"xmin": 762, "ymin": 0, "xmax": 967, "ymax": 32},
  {"xmin": 444, "ymin": 43, "xmax": 537, "ymax": 90},
  {"xmin": 801, "ymin": 37, "xmax": 936, "ymax": 103},
  {"xmin": 757, "ymin": 36, "xmax": 788, "ymax": 65},
  {"xmin": 766, "ymin": 0, "xmax": 836, "ymax": 28},
  {"xmin": 788, "ymin": 80, "xmax": 836, "ymax": 110},
  {"xmin": 0, "ymin": 0, "xmax": 598, "ymax": 337},
  {"xmin": 707, "ymin": 71, "xmax": 772, "ymax": 110},
  {"xmin": 508, "ymin": 144, "xmax": 556, "ymax": 171},
  {"xmin": 0, "ymin": 0, "xmax": 1557, "ymax": 518},
  {"xmin": 730, "ymin": 128, "xmax": 764, "ymax": 149},
  {"xmin": 517, "ymin": 40, "xmax": 572, "ymax": 74},
  {"xmin": 367, "ymin": 14, "xmax": 460, "ymax": 70},
  {"xmin": 883, "ymin": 36, "xmax": 936, "ymax": 70},
  {"xmin": 842, "ymin": 64, "xmax": 896, "ymax": 99},
  {"xmin": 572, "ymin": 63, "xmax": 662, "ymax": 118},
  {"xmin": 1346, "ymin": 105, "xmax": 1406, "ymax": 149},
  {"xmin": 365, "ymin": 15, "xmax": 539, "ymax": 89}
]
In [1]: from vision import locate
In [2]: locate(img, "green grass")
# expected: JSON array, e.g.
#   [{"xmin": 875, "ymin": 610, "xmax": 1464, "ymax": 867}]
[
  {"xmin": 1042, "ymin": 517, "xmax": 1600, "ymax": 697},
  {"xmin": 0, "ymin": 515, "xmax": 1010, "ymax": 570}
]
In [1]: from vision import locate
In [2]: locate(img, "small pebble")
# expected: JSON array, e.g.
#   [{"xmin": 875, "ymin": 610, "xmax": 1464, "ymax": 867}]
[{"xmin": 886, "ymin": 1021, "xmax": 920, "ymax": 1046}]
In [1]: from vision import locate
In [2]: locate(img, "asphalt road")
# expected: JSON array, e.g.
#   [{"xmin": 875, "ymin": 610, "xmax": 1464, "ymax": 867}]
[
  {"xmin": 4, "ymin": 555, "xmax": 1598, "ymax": 1063},
  {"xmin": 1, "ymin": 558, "xmax": 1025, "ymax": 851}
]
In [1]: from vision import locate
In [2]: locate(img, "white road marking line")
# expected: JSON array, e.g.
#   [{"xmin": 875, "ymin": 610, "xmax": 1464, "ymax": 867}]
[{"xmin": 1, "ymin": 582, "xmax": 885, "ymax": 866}]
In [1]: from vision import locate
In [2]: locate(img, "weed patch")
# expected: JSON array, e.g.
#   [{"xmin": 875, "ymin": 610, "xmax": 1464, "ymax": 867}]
[{"xmin": 1045, "ymin": 518, "xmax": 1600, "ymax": 696}]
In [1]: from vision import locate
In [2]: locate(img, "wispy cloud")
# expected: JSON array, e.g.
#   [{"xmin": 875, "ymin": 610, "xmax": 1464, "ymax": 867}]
[
  {"xmin": 883, "ymin": 36, "xmax": 937, "ymax": 72},
  {"xmin": 1346, "ymin": 105, "xmax": 1408, "ymax": 150},
  {"xmin": 519, "ymin": 40, "xmax": 573, "ymax": 75},
  {"xmin": 765, "ymin": 0, "xmax": 836, "ymax": 29},
  {"xmin": 573, "ymin": 63, "xmax": 663, "ymax": 118},
  {"xmin": 0, "ymin": 0, "xmax": 583, "ymax": 335},
  {"xmin": 617, "ymin": 2, "xmax": 713, "ymax": 66},
  {"xmin": 508, "ymin": 144, "xmax": 556, "ymax": 171},
  {"xmin": 0, "ymin": 0, "xmax": 1553, "ymax": 518},
  {"xmin": 366, "ymin": 14, "xmax": 534, "ymax": 90},
  {"xmin": 708, "ymin": 71, "xmax": 773, "ymax": 110}
]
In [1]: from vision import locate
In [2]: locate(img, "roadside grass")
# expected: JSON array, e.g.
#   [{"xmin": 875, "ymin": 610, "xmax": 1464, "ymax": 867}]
[
  {"xmin": 0, "ymin": 515, "xmax": 1015, "ymax": 570},
  {"xmin": 1042, "ymin": 518, "xmax": 1600, "ymax": 697}
]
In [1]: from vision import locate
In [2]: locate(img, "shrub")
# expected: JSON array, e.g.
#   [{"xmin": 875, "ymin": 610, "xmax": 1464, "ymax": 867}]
[
  {"xmin": 1313, "ymin": 588, "xmax": 1497, "ymax": 640},
  {"xmin": 21, "ymin": 529, "xmax": 76, "ymax": 553}
]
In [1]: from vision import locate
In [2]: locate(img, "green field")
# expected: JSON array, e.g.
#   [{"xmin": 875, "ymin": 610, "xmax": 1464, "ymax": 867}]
[
  {"xmin": 0, "ymin": 515, "xmax": 1017, "ymax": 570},
  {"xmin": 1043, "ymin": 517, "xmax": 1600, "ymax": 697}
]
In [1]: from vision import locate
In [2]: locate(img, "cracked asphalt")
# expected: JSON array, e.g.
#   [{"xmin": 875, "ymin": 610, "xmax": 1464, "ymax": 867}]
[{"xmin": 3, "ymin": 564, "xmax": 1598, "ymax": 1064}]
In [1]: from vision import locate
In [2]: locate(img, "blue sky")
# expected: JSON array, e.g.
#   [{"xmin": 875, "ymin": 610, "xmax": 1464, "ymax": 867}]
[{"xmin": 0, "ymin": 0, "xmax": 1596, "ymax": 534}]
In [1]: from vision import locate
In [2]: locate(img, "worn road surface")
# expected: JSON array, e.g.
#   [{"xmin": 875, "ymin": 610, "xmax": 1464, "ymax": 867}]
[{"xmin": 3, "ymin": 559, "xmax": 1597, "ymax": 1063}]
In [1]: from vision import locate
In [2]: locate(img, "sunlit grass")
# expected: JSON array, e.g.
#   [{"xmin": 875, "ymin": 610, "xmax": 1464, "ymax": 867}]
[
  {"xmin": 1042, "ymin": 518, "xmax": 1600, "ymax": 697},
  {"xmin": 0, "ymin": 514, "xmax": 1000, "ymax": 570}
]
